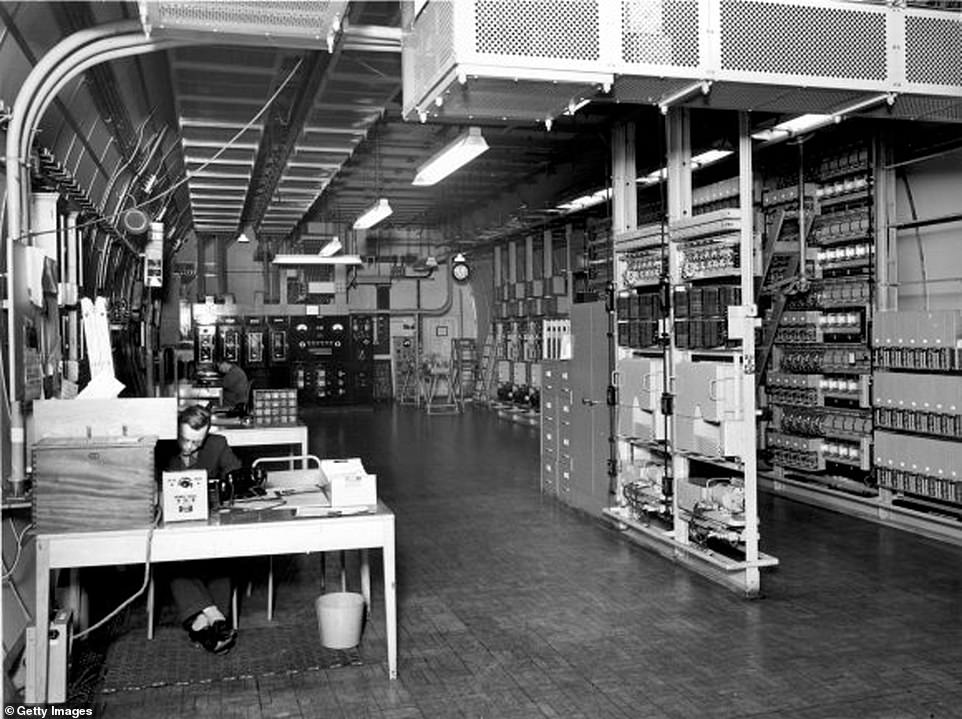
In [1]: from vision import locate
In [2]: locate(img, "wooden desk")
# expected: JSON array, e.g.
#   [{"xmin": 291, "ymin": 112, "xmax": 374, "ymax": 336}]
[
  {"xmin": 211, "ymin": 423, "xmax": 309, "ymax": 465},
  {"xmin": 29, "ymin": 502, "xmax": 397, "ymax": 702}
]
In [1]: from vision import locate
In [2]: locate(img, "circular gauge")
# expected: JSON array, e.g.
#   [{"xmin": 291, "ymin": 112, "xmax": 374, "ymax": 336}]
[{"xmin": 452, "ymin": 261, "xmax": 470, "ymax": 282}]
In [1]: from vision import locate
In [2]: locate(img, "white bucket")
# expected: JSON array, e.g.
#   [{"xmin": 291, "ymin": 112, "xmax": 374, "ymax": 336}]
[{"xmin": 315, "ymin": 592, "xmax": 365, "ymax": 649}]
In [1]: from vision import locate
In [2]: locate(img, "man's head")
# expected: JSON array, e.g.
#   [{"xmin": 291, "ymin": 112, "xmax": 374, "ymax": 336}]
[
  {"xmin": 178, "ymin": 404, "xmax": 212, "ymax": 458},
  {"xmin": 217, "ymin": 360, "xmax": 232, "ymax": 373}
]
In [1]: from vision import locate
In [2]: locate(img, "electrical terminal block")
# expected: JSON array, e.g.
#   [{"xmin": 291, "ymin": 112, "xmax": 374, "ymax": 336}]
[
  {"xmin": 773, "ymin": 407, "xmax": 825, "ymax": 436},
  {"xmin": 812, "ymin": 207, "xmax": 871, "ymax": 246},
  {"xmin": 816, "ymin": 175, "xmax": 870, "ymax": 201},
  {"xmin": 875, "ymin": 406, "xmax": 962, "ymax": 439},
  {"xmin": 777, "ymin": 349, "xmax": 825, "ymax": 374},
  {"xmin": 875, "ymin": 432, "xmax": 962, "ymax": 505},
  {"xmin": 818, "ymin": 374, "xmax": 871, "ymax": 407},
  {"xmin": 816, "ymin": 279, "xmax": 872, "ymax": 308},
  {"xmin": 768, "ymin": 373, "xmax": 828, "ymax": 407},
  {"xmin": 762, "ymin": 182, "xmax": 818, "ymax": 209},
  {"xmin": 821, "ymin": 437, "xmax": 871, "ymax": 470},
  {"xmin": 775, "ymin": 311, "xmax": 822, "ymax": 344},
  {"xmin": 822, "ymin": 347, "xmax": 872, "ymax": 373},
  {"xmin": 679, "ymin": 238, "xmax": 740, "ymax": 280},
  {"xmin": 620, "ymin": 247, "xmax": 665, "ymax": 287},
  {"xmin": 816, "ymin": 146, "xmax": 870, "ymax": 179},
  {"xmin": 873, "ymin": 310, "xmax": 962, "ymax": 371},
  {"xmin": 816, "ymin": 243, "xmax": 873, "ymax": 270},
  {"xmin": 876, "ymin": 467, "xmax": 962, "ymax": 505},
  {"xmin": 768, "ymin": 431, "xmax": 826, "ymax": 471}
]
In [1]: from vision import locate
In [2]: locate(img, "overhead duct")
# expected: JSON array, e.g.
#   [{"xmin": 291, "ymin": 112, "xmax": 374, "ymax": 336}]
[{"xmin": 138, "ymin": 1, "xmax": 348, "ymax": 50}]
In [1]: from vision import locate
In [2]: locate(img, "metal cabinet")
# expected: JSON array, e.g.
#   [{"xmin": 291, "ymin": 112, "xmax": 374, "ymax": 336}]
[
  {"xmin": 540, "ymin": 362, "xmax": 560, "ymax": 496},
  {"xmin": 568, "ymin": 301, "xmax": 611, "ymax": 515}
]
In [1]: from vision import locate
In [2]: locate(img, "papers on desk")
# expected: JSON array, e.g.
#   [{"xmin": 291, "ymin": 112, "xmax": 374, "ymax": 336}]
[
  {"xmin": 228, "ymin": 458, "xmax": 377, "ymax": 518},
  {"xmin": 263, "ymin": 465, "xmax": 331, "ymax": 516}
]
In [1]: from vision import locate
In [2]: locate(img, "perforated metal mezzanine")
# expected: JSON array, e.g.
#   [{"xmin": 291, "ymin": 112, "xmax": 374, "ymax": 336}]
[{"xmin": 403, "ymin": 0, "xmax": 962, "ymax": 125}]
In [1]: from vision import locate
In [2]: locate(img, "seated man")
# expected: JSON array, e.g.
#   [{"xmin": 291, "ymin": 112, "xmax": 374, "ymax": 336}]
[
  {"xmin": 160, "ymin": 404, "xmax": 241, "ymax": 654},
  {"xmin": 217, "ymin": 360, "xmax": 250, "ymax": 413}
]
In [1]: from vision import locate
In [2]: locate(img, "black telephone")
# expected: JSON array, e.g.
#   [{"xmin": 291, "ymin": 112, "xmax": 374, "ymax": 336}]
[{"xmin": 218, "ymin": 466, "xmax": 268, "ymax": 504}]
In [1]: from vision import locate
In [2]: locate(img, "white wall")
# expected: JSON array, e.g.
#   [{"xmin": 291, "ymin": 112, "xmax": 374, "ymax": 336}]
[
  {"xmin": 894, "ymin": 151, "xmax": 962, "ymax": 311},
  {"xmin": 223, "ymin": 239, "xmax": 264, "ymax": 306}
]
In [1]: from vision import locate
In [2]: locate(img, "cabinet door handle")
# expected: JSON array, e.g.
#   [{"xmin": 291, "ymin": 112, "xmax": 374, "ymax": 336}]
[{"xmin": 581, "ymin": 397, "xmax": 599, "ymax": 406}]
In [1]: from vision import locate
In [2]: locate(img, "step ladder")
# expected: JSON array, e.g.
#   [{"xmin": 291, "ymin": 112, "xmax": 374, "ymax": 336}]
[
  {"xmin": 393, "ymin": 337, "xmax": 420, "ymax": 406},
  {"xmin": 451, "ymin": 339, "xmax": 477, "ymax": 404},
  {"xmin": 422, "ymin": 356, "xmax": 461, "ymax": 415},
  {"xmin": 473, "ymin": 333, "xmax": 496, "ymax": 404}
]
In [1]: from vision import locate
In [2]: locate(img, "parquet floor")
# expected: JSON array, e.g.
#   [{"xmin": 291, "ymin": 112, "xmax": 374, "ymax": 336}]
[{"xmin": 89, "ymin": 405, "xmax": 962, "ymax": 718}]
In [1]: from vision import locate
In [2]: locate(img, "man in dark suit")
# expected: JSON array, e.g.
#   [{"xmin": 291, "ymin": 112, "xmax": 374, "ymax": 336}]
[
  {"xmin": 217, "ymin": 360, "xmax": 250, "ymax": 412},
  {"xmin": 163, "ymin": 404, "xmax": 241, "ymax": 654}
]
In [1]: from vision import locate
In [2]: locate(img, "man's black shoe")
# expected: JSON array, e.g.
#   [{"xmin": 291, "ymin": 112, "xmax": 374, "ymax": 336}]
[{"xmin": 188, "ymin": 620, "xmax": 237, "ymax": 655}]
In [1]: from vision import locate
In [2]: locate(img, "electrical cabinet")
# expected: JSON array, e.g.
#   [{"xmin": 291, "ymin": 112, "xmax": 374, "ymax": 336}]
[
  {"xmin": 605, "ymin": 114, "xmax": 777, "ymax": 597},
  {"xmin": 567, "ymin": 301, "xmax": 610, "ymax": 515},
  {"xmin": 872, "ymin": 310, "xmax": 962, "ymax": 513},
  {"xmin": 759, "ymin": 138, "xmax": 876, "ymax": 493},
  {"xmin": 540, "ymin": 361, "xmax": 568, "ymax": 498}
]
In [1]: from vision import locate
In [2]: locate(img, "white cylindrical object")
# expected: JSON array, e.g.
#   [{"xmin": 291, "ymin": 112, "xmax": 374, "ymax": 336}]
[{"xmin": 315, "ymin": 592, "xmax": 365, "ymax": 649}]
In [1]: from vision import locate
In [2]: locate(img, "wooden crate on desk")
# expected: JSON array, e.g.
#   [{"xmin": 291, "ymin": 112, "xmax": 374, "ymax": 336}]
[{"xmin": 32, "ymin": 436, "xmax": 158, "ymax": 534}]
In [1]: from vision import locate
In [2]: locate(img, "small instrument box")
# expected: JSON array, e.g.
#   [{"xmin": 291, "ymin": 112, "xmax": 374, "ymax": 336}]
[
  {"xmin": 162, "ymin": 469, "xmax": 209, "ymax": 522},
  {"xmin": 320, "ymin": 458, "xmax": 377, "ymax": 508}
]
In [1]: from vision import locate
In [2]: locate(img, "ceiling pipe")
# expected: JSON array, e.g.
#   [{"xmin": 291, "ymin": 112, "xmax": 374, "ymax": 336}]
[
  {"xmin": 22, "ymin": 36, "xmax": 188, "ymax": 164},
  {"xmin": 387, "ymin": 259, "xmax": 455, "ymax": 318},
  {"xmin": 22, "ymin": 36, "xmax": 189, "ymax": 259},
  {"xmin": 7, "ymin": 20, "xmax": 141, "ymax": 253}
]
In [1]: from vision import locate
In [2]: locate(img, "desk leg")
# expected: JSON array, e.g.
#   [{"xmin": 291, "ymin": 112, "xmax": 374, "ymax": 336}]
[
  {"xmin": 383, "ymin": 523, "xmax": 397, "ymax": 680},
  {"xmin": 147, "ymin": 573, "xmax": 155, "ymax": 640},
  {"xmin": 31, "ymin": 537, "xmax": 51, "ymax": 703},
  {"xmin": 359, "ymin": 549, "xmax": 371, "ymax": 617},
  {"xmin": 267, "ymin": 556, "xmax": 274, "ymax": 621}
]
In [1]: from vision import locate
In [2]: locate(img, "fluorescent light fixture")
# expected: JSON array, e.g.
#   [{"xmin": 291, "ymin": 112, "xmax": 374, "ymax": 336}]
[
  {"xmin": 413, "ymin": 127, "xmax": 488, "ymax": 186},
  {"xmin": 557, "ymin": 188, "xmax": 611, "ymax": 213},
  {"xmin": 658, "ymin": 80, "xmax": 712, "ymax": 115},
  {"xmin": 751, "ymin": 114, "xmax": 832, "ymax": 141},
  {"xmin": 755, "ymin": 94, "xmax": 898, "ymax": 142},
  {"xmin": 318, "ymin": 236, "xmax": 342, "ymax": 257},
  {"xmin": 272, "ymin": 254, "xmax": 364, "ymax": 266},
  {"xmin": 558, "ymin": 146, "xmax": 731, "ymax": 214},
  {"xmin": 352, "ymin": 198, "xmax": 393, "ymax": 230},
  {"xmin": 691, "ymin": 149, "xmax": 733, "ymax": 167},
  {"xmin": 564, "ymin": 98, "xmax": 591, "ymax": 116},
  {"xmin": 639, "ymin": 167, "xmax": 669, "ymax": 186},
  {"xmin": 634, "ymin": 149, "xmax": 731, "ymax": 186}
]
